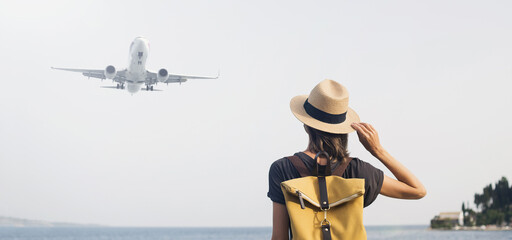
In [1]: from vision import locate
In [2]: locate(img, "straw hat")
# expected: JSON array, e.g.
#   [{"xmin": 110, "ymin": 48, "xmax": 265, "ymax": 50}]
[{"xmin": 290, "ymin": 79, "xmax": 360, "ymax": 134}]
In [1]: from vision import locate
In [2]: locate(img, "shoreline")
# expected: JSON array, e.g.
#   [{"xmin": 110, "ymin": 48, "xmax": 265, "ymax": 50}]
[{"xmin": 430, "ymin": 225, "xmax": 511, "ymax": 231}]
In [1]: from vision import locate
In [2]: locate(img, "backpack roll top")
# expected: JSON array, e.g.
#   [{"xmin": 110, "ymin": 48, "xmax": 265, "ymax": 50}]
[
  {"xmin": 281, "ymin": 176, "xmax": 364, "ymax": 209},
  {"xmin": 281, "ymin": 176, "xmax": 366, "ymax": 240}
]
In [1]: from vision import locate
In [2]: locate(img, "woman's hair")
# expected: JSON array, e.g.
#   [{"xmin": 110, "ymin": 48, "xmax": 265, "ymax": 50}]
[{"xmin": 304, "ymin": 125, "xmax": 349, "ymax": 163}]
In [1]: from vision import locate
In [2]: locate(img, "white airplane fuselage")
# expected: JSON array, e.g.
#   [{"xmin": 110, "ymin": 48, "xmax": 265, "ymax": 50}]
[{"xmin": 125, "ymin": 37, "xmax": 150, "ymax": 93}]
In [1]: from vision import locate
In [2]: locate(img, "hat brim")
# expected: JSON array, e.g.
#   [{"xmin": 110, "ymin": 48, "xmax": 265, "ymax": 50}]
[{"xmin": 290, "ymin": 95, "xmax": 360, "ymax": 134}]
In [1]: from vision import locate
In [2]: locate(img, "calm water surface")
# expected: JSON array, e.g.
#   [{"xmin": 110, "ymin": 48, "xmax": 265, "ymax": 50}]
[
  {"xmin": 0, "ymin": 226, "xmax": 510, "ymax": 240},
  {"xmin": 366, "ymin": 225, "xmax": 511, "ymax": 240}
]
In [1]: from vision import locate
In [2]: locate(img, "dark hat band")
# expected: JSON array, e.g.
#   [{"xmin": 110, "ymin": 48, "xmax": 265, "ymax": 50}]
[{"xmin": 304, "ymin": 99, "xmax": 347, "ymax": 124}]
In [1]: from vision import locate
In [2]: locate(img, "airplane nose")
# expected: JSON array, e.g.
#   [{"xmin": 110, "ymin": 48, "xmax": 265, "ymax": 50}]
[{"xmin": 133, "ymin": 41, "xmax": 148, "ymax": 53}]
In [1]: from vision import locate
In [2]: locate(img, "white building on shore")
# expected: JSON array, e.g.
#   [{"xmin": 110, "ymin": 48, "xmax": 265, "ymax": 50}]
[{"xmin": 431, "ymin": 212, "xmax": 464, "ymax": 228}]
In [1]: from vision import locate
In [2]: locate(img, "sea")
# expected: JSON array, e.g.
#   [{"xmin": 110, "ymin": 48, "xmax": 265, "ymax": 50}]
[{"xmin": 0, "ymin": 225, "xmax": 511, "ymax": 240}]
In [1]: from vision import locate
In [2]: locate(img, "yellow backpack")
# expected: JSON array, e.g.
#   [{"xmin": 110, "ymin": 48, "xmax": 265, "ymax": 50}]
[{"xmin": 280, "ymin": 152, "xmax": 366, "ymax": 240}]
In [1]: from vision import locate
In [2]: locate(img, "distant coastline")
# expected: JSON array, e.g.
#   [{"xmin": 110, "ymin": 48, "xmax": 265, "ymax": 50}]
[
  {"xmin": 429, "ymin": 225, "xmax": 511, "ymax": 231},
  {"xmin": 0, "ymin": 216, "xmax": 102, "ymax": 227},
  {"xmin": 430, "ymin": 177, "xmax": 511, "ymax": 230}
]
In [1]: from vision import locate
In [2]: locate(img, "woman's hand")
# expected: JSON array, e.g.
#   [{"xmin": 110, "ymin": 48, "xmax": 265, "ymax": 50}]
[{"xmin": 351, "ymin": 122, "xmax": 384, "ymax": 157}]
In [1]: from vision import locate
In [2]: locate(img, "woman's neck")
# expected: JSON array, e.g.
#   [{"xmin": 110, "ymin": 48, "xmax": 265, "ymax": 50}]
[
  {"xmin": 303, "ymin": 149, "xmax": 350, "ymax": 165},
  {"xmin": 303, "ymin": 150, "xmax": 328, "ymax": 165}
]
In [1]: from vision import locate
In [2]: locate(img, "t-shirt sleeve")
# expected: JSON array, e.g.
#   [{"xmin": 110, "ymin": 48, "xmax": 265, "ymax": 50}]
[
  {"xmin": 349, "ymin": 159, "xmax": 384, "ymax": 208},
  {"xmin": 267, "ymin": 160, "xmax": 286, "ymax": 204}
]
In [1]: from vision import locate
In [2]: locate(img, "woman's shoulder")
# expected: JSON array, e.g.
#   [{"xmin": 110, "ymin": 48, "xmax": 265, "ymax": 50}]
[
  {"xmin": 346, "ymin": 157, "xmax": 383, "ymax": 177},
  {"xmin": 269, "ymin": 156, "xmax": 292, "ymax": 169},
  {"xmin": 348, "ymin": 157, "xmax": 374, "ymax": 166},
  {"xmin": 270, "ymin": 152, "xmax": 305, "ymax": 166},
  {"xmin": 268, "ymin": 153, "xmax": 303, "ymax": 179}
]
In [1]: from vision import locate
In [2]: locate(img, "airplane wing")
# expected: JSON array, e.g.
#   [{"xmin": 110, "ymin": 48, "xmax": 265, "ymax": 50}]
[
  {"xmin": 146, "ymin": 70, "xmax": 219, "ymax": 84},
  {"xmin": 51, "ymin": 67, "xmax": 127, "ymax": 83}
]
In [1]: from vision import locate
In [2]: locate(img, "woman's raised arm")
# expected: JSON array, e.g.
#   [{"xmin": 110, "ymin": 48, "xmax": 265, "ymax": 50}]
[{"xmin": 351, "ymin": 123, "xmax": 426, "ymax": 199}]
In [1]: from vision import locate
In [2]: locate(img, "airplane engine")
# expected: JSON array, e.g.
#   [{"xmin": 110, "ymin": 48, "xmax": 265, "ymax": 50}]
[
  {"xmin": 104, "ymin": 65, "xmax": 116, "ymax": 79},
  {"xmin": 157, "ymin": 68, "xmax": 169, "ymax": 82}
]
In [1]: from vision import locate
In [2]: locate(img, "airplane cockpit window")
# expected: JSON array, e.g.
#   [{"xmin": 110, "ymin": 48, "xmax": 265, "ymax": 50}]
[{"xmin": 138, "ymin": 52, "xmax": 143, "ymax": 57}]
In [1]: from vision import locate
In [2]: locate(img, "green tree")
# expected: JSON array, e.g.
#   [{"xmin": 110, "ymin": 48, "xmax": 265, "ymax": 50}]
[
  {"xmin": 467, "ymin": 177, "xmax": 512, "ymax": 225},
  {"xmin": 492, "ymin": 177, "xmax": 510, "ymax": 210}
]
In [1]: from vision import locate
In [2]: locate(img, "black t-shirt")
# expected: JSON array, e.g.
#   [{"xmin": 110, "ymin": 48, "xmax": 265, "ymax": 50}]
[{"xmin": 268, "ymin": 152, "xmax": 384, "ymax": 208}]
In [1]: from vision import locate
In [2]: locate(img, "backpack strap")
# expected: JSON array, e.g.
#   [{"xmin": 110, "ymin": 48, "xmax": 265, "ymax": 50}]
[
  {"xmin": 322, "ymin": 224, "xmax": 332, "ymax": 240},
  {"xmin": 287, "ymin": 155, "xmax": 352, "ymax": 177},
  {"xmin": 314, "ymin": 152, "xmax": 331, "ymax": 210},
  {"xmin": 331, "ymin": 157, "xmax": 352, "ymax": 177},
  {"xmin": 286, "ymin": 155, "xmax": 310, "ymax": 177}
]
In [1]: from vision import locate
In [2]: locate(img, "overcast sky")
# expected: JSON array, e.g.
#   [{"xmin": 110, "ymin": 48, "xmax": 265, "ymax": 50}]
[{"xmin": 1, "ymin": 0, "xmax": 511, "ymax": 227}]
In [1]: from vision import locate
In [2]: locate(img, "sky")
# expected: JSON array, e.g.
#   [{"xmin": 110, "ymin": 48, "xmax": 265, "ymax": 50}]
[{"xmin": 0, "ymin": 0, "xmax": 511, "ymax": 227}]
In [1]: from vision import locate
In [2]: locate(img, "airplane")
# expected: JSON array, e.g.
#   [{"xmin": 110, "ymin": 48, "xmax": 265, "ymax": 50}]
[{"xmin": 52, "ymin": 37, "xmax": 218, "ymax": 94}]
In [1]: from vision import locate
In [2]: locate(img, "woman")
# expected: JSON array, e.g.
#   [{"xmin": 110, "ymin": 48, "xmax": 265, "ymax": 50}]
[{"xmin": 268, "ymin": 79, "xmax": 426, "ymax": 240}]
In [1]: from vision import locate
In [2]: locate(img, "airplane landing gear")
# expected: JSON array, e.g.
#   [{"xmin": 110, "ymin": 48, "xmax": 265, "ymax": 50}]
[{"xmin": 146, "ymin": 85, "xmax": 154, "ymax": 91}]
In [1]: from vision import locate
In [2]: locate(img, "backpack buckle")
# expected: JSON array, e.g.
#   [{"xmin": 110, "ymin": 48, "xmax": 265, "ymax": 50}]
[{"xmin": 321, "ymin": 210, "xmax": 331, "ymax": 226}]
